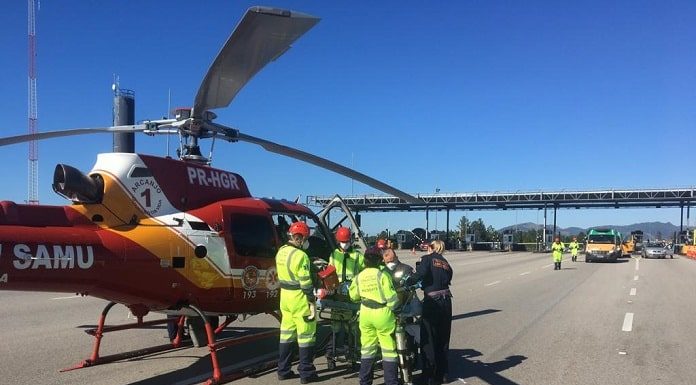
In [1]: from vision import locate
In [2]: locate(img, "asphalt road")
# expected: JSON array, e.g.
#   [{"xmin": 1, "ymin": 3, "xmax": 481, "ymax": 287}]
[{"xmin": 2, "ymin": 251, "xmax": 696, "ymax": 385}]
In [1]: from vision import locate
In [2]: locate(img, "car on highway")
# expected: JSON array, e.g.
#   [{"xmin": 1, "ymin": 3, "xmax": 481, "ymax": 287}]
[
  {"xmin": 419, "ymin": 241, "xmax": 430, "ymax": 251},
  {"xmin": 641, "ymin": 241, "xmax": 673, "ymax": 259}
]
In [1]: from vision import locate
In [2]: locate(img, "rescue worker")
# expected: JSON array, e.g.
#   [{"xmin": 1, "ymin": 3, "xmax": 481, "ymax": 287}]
[
  {"xmin": 552, "ymin": 235, "xmax": 565, "ymax": 270},
  {"xmin": 382, "ymin": 242, "xmax": 417, "ymax": 322},
  {"xmin": 376, "ymin": 238, "xmax": 389, "ymax": 270},
  {"xmin": 569, "ymin": 237, "xmax": 580, "ymax": 262},
  {"xmin": 331, "ymin": 227, "xmax": 365, "ymax": 284},
  {"xmin": 326, "ymin": 226, "xmax": 364, "ymax": 370},
  {"xmin": 276, "ymin": 221, "xmax": 319, "ymax": 383},
  {"xmin": 349, "ymin": 246, "xmax": 400, "ymax": 385},
  {"xmin": 407, "ymin": 240, "xmax": 452, "ymax": 385},
  {"xmin": 382, "ymin": 244, "xmax": 414, "ymax": 286}
]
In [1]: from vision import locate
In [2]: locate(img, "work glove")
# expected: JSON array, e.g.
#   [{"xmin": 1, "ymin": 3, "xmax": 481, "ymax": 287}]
[
  {"xmin": 307, "ymin": 301, "xmax": 317, "ymax": 321},
  {"xmin": 339, "ymin": 281, "xmax": 351, "ymax": 296}
]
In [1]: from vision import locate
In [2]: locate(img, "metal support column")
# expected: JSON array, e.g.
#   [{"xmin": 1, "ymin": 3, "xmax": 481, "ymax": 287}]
[
  {"xmin": 446, "ymin": 209, "xmax": 450, "ymax": 245},
  {"xmin": 543, "ymin": 205, "xmax": 547, "ymax": 250},
  {"xmin": 688, "ymin": 203, "xmax": 691, "ymax": 229},
  {"xmin": 112, "ymin": 85, "xmax": 135, "ymax": 153},
  {"xmin": 553, "ymin": 205, "xmax": 557, "ymax": 238},
  {"xmin": 425, "ymin": 209, "xmax": 429, "ymax": 235}
]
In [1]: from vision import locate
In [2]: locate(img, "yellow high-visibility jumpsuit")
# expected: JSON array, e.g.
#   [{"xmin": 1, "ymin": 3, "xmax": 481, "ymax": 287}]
[
  {"xmin": 276, "ymin": 244, "xmax": 317, "ymax": 380},
  {"xmin": 330, "ymin": 248, "xmax": 365, "ymax": 283},
  {"xmin": 569, "ymin": 241, "xmax": 580, "ymax": 262},
  {"xmin": 349, "ymin": 267, "xmax": 399, "ymax": 385},
  {"xmin": 326, "ymin": 248, "xmax": 364, "ymax": 367},
  {"xmin": 552, "ymin": 241, "xmax": 565, "ymax": 270}
]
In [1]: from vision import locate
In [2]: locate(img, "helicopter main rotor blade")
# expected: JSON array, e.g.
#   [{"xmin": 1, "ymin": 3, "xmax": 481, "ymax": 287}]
[
  {"xmin": 193, "ymin": 7, "xmax": 320, "ymax": 117},
  {"xmin": 0, "ymin": 125, "xmax": 175, "ymax": 147},
  {"xmin": 236, "ymin": 133, "xmax": 423, "ymax": 204}
]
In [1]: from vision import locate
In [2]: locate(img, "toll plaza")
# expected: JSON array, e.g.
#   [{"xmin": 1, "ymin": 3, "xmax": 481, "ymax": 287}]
[{"xmin": 310, "ymin": 187, "xmax": 696, "ymax": 248}]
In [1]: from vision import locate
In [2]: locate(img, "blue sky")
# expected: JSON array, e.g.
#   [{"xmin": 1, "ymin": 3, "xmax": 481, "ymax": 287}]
[{"xmin": 0, "ymin": 1, "xmax": 694, "ymax": 236}]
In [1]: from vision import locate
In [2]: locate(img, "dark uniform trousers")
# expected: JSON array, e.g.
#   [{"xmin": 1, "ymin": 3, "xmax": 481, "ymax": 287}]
[{"xmin": 420, "ymin": 293, "xmax": 452, "ymax": 382}]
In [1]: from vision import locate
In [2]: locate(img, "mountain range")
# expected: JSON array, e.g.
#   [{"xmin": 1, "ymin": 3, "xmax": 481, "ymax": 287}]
[{"xmin": 499, "ymin": 221, "xmax": 684, "ymax": 240}]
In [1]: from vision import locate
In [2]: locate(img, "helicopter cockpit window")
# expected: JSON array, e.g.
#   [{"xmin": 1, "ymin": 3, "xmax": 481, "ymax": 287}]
[
  {"xmin": 271, "ymin": 213, "xmax": 332, "ymax": 262},
  {"xmin": 228, "ymin": 213, "xmax": 276, "ymax": 258},
  {"xmin": 129, "ymin": 167, "xmax": 152, "ymax": 178}
]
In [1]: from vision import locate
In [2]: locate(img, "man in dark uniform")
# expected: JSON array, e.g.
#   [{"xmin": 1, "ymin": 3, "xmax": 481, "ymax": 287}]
[{"xmin": 407, "ymin": 239, "xmax": 452, "ymax": 385}]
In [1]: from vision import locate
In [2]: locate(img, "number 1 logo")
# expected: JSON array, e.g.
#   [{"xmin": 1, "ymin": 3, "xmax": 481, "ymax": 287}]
[{"xmin": 140, "ymin": 188, "xmax": 151, "ymax": 207}]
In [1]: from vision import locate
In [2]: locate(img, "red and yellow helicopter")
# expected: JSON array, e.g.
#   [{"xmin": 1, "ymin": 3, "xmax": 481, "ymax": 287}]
[{"xmin": 0, "ymin": 6, "xmax": 420, "ymax": 384}]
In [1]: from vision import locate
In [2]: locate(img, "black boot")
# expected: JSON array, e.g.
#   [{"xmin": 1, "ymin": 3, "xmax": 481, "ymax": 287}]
[
  {"xmin": 298, "ymin": 345, "xmax": 318, "ymax": 383},
  {"xmin": 382, "ymin": 361, "xmax": 399, "ymax": 385},
  {"xmin": 278, "ymin": 342, "xmax": 298, "ymax": 380},
  {"xmin": 359, "ymin": 358, "xmax": 375, "ymax": 385},
  {"xmin": 558, "ymin": 262, "xmax": 562, "ymax": 270}
]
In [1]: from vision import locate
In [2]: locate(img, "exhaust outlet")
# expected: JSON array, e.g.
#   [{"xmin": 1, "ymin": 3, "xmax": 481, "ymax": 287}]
[{"xmin": 52, "ymin": 164, "xmax": 104, "ymax": 203}]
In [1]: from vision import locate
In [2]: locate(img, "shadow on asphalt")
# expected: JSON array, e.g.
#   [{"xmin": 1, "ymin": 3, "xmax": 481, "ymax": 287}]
[
  {"xmin": 584, "ymin": 259, "xmax": 629, "ymax": 264},
  {"xmin": 452, "ymin": 309, "xmax": 501, "ymax": 321},
  {"xmin": 446, "ymin": 348, "xmax": 526, "ymax": 385},
  {"xmin": 121, "ymin": 325, "xmax": 333, "ymax": 385}
]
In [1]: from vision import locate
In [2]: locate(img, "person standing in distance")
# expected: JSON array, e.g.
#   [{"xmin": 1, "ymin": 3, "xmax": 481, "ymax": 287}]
[
  {"xmin": 349, "ymin": 246, "xmax": 400, "ymax": 385},
  {"xmin": 552, "ymin": 236, "xmax": 565, "ymax": 270},
  {"xmin": 407, "ymin": 239, "xmax": 453, "ymax": 385},
  {"xmin": 569, "ymin": 237, "xmax": 580, "ymax": 262},
  {"xmin": 276, "ymin": 221, "xmax": 319, "ymax": 383}
]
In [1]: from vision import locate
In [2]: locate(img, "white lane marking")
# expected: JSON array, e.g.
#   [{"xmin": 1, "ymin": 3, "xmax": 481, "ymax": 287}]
[
  {"xmin": 630, "ymin": 288, "xmax": 637, "ymax": 296},
  {"xmin": 51, "ymin": 295, "xmax": 81, "ymax": 300},
  {"xmin": 634, "ymin": 275, "xmax": 639, "ymax": 281},
  {"xmin": 484, "ymin": 280, "xmax": 501, "ymax": 287},
  {"xmin": 542, "ymin": 263, "xmax": 553, "ymax": 269},
  {"xmin": 520, "ymin": 271, "xmax": 531, "ymax": 276},
  {"xmin": 622, "ymin": 313, "xmax": 634, "ymax": 332},
  {"xmin": 635, "ymin": 260, "xmax": 640, "ymax": 271}
]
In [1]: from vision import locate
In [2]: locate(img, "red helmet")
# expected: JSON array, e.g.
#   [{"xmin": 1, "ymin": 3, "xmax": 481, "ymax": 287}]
[
  {"xmin": 335, "ymin": 227, "xmax": 351, "ymax": 242},
  {"xmin": 376, "ymin": 239, "xmax": 387, "ymax": 249},
  {"xmin": 289, "ymin": 221, "xmax": 310, "ymax": 237}
]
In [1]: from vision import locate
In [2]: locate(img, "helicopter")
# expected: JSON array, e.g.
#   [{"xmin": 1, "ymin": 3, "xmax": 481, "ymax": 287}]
[{"xmin": 0, "ymin": 6, "xmax": 421, "ymax": 384}]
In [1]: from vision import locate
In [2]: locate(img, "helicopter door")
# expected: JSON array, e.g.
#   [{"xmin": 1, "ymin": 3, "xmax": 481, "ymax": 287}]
[
  {"xmin": 223, "ymin": 207, "xmax": 279, "ymax": 309},
  {"xmin": 317, "ymin": 195, "xmax": 366, "ymax": 251}
]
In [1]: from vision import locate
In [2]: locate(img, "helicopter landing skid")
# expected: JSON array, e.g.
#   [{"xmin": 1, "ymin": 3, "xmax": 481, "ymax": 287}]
[
  {"xmin": 61, "ymin": 302, "xmax": 189, "ymax": 372},
  {"xmin": 61, "ymin": 301, "xmax": 282, "ymax": 385}
]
